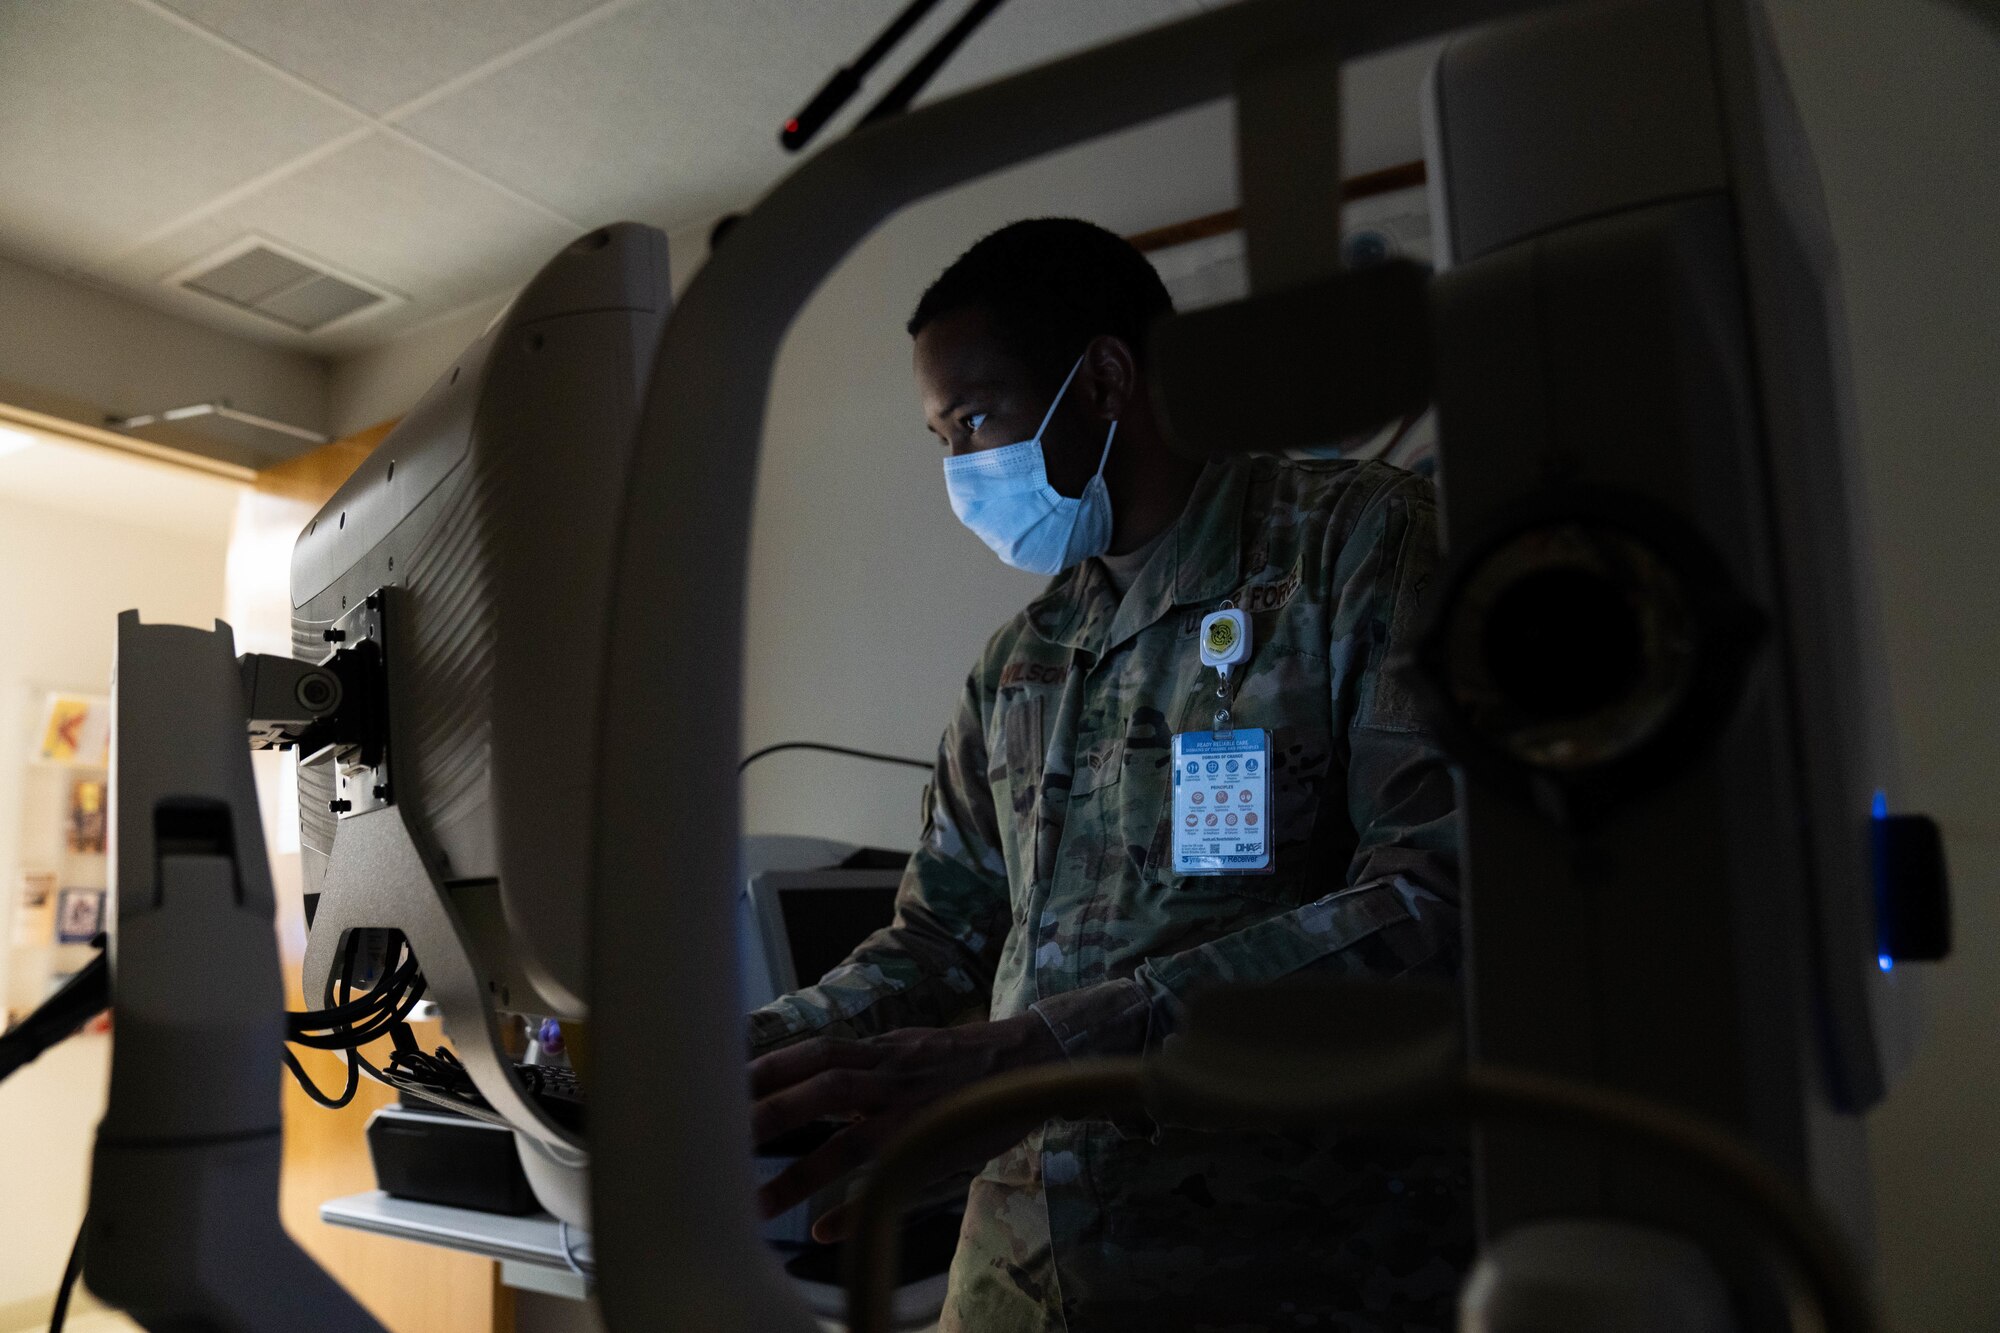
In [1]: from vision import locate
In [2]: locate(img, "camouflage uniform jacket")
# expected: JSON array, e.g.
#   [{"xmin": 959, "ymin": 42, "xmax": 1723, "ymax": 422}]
[{"xmin": 751, "ymin": 457, "xmax": 1471, "ymax": 1332}]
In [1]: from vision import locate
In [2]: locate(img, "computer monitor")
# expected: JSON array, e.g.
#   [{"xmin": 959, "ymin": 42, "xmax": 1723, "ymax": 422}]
[
  {"xmin": 285, "ymin": 222, "xmax": 672, "ymax": 1224},
  {"xmin": 735, "ymin": 834, "xmax": 904, "ymax": 1007},
  {"xmin": 753, "ymin": 871, "xmax": 902, "ymax": 999}
]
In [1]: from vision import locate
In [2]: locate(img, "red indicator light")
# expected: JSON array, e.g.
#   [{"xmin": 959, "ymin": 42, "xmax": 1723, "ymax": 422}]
[{"xmin": 785, "ymin": 118, "xmax": 800, "ymax": 134}]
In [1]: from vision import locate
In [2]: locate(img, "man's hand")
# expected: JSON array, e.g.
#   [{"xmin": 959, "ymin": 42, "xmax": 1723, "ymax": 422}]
[{"xmin": 751, "ymin": 1013, "xmax": 1063, "ymax": 1241}]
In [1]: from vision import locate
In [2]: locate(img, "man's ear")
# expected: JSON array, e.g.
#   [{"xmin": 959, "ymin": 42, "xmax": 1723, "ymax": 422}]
[{"xmin": 1081, "ymin": 334, "xmax": 1140, "ymax": 421}]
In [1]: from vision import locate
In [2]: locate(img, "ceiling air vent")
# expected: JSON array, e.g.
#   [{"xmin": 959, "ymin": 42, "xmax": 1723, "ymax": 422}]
[{"xmin": 175, "ymin": 240, "xmax": 390, "ymax": 333}]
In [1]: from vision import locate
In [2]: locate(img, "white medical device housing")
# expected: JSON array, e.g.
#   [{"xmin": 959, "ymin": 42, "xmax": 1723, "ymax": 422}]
[
  {"xmin": 287, "ymin": 223, "xmax": 672, "ymax": 1215},
  {"xmin": 1419, "ymin": 3, "xmax": 1933, "ymax": 1311}
]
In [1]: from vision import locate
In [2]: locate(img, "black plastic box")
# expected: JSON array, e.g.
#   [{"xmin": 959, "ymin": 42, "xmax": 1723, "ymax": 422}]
[{"xmin": 366, "ymin": 1104, "xmax": 540, "ymax": 1216}]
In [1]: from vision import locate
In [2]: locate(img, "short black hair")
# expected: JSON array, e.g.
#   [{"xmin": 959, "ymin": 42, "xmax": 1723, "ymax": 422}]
[{"xmin": 907, "ymin": 217, "xmax": 1174, "ymax": 388}]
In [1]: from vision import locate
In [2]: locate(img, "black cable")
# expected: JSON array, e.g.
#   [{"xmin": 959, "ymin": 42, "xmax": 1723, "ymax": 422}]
[
  {"xmin": 780, "ymin": 0, "xmax": 948, "ymax": 150},
  {"xmin": 337, "ymin": 935, "xmax": 388, "ymax": 1062},
  {"xmin": 385, "ymin": 1045, "xmax": 490, "ymax": 1116},
  {"xmin": 853, "ymin": 0, "xmax": 1010, "ymax": 130},
  {"xmin": 283, "ymin": 933, "xmax": 369, "ymax": 1106},
  {"xmin": 287, "ymin": 952, "xmax": 418, "ymax": 1032},
  {"xmin": 0, "ymin": 944, "xmax": 108, "ymax": 1086},
  {"xmin": 289, "ymin": 992, "xmax": 420, "ymax": 1050},
  {"xmin": 286, "ymin": 981, "xmax": 407, "ymax": 1039},
  {"xmin": 289, "ymin": 932, "xmax": 380, "ymax": 1028},
  {"xmin": 287, "ymin": 972, "xmax": 428, "ymax": 1050},
  {"xmin": 283, "ymin": 1045, "xmax": 360, "ymax": 1110},
  {"xmin": 336, "ymin": 940, "xmax": 428, "ymax": 1043},
  {"xmin": 327, "ymin": 974, "xmax": 429, "ymax": 1049},
  {"xmin": 287, "ymin": 946, "xmax": 394, "ymax": 1044},
  {"xmin": 282, "ymin": 933, "xmax": 424, "ymax": 1107},
  {"xmin": 336, "ymin": 936, "xmax": 423, "ymax": 1095},
  {"xmin": 49, "ymin": 1213, "xmax": 84, "ymax": 1333},
  {"xmin": 280, "ymin": 933, "xmax": 552, "ymax": 1126},
  {"xmin": 738, "ymin": 741, "xmax": 932, "ymax": 775},
  {"xmin": 387, "ymin": 1045, "xmax": 469, "ymax": 1090}
]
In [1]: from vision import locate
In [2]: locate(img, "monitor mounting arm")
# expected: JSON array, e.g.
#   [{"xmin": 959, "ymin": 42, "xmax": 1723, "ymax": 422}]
[{"xmin": 87, "ymin": 613, "xmax": 383, "ymax": 1333}]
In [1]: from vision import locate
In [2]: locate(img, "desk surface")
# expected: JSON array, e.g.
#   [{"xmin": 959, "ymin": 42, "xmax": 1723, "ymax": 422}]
[
  {"xmin": 319, "ymin": 1192, "xmax": 945, "ymax": 1330},
  {"xmin": 321, "ymin": 1191, "xmax": 590, "ymax": 1273}
]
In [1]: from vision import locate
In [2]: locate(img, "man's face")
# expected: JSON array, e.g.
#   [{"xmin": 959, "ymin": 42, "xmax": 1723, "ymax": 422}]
[{"xmin": 915, "ymin": 306, "xmax": 1104, "ymax": 499}]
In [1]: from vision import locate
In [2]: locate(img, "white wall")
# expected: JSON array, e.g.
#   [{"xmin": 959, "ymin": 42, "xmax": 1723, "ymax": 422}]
[
  {"xmin": 0, "ymin": 253, "xmax": 327, "ymax": 469},
  {"xmin": 0, "ymin": 475, "xmax": 233, "ymax": 1317},
  {"xmin": 1765, "ymin": 2, "xmax": 2000, "ymax": 1329}
]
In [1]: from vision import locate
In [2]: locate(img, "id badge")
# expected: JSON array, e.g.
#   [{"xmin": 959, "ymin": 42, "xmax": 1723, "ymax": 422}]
[{"xmin": 1170, "ymin": 728, "xmax": 1273, "ymax": 875}]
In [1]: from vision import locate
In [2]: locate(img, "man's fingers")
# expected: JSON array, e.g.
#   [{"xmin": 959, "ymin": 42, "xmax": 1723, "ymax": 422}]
[
  {"xmin": 810, "ymin": 1199, "xmax": 857, "ymax": 1244},
  {"xmin": 752, "ymin": 1067, "xmax": 877, "ymax": 1148},
  {"xmin": 758, "ymin": 1119, "xmax": 896, "ymax": 1220},
  {"xmin": 749, "ymin": 1037, "xmax": 883, "ymax": 1099}
]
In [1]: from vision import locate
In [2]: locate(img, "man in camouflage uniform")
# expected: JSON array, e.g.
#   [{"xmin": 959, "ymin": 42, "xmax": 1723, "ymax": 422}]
[{"xmin": 750, "ymin": 219, "xmax": 1471, "ymax": 1331}]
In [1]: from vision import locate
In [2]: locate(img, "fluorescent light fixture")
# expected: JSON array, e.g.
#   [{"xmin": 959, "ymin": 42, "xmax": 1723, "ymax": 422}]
[{"xmin": 0, "ymin": 405, "xmax": 254, "ymax": 483}]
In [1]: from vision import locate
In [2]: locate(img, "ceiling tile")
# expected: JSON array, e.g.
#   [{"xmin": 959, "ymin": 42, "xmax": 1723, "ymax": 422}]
[
  {"xmin": 0, "ymin": 0, "xmax": 1220, "ymax": 357},
  {"xmin": 0, "ymin": 0, "xmax": 361, "ymax": 271},
  {"xmin": 394, "ymin": 0, "xmax": 887, "ymax": 233},
  {"xmin": 152, "ymin": 0, "xmax": 611, "ymax": 115},
  {"xmin": 98, "ymin": 131, "xmax": 577, "ymax": 338},
  {"xmin": 396, "ymin": 0, "xmax": 1201, "ymax": 236}
]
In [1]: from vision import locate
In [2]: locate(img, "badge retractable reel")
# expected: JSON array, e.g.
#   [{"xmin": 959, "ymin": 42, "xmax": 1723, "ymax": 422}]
[{"xmin": 1171, "ymin": 605, "xmax": 1273, "ymax": 876}]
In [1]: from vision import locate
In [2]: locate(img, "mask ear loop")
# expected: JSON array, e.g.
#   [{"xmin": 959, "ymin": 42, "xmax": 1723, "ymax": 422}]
[
  {"xmin": 1052, "ymin": 350, "xmax": 1118, "ymax": 482},
  {"xmin": 1031, "ymin": 354, "xmax": 1089, "ymax": 445},
  {"xmin": 1091, "ymin": 420, "xmax": 1119, "ymax": 480}
]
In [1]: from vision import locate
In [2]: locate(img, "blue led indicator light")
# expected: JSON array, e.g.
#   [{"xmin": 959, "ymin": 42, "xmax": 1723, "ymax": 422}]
[{"xmin": 1873, "ymin": 789, "xmax": 1893, "ymax": 972}]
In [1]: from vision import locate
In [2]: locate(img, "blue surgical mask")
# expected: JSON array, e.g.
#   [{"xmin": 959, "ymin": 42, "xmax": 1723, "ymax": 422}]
[{"xmin": 942, "ymin": 354, "xmax": 1119, "ymax": 575}]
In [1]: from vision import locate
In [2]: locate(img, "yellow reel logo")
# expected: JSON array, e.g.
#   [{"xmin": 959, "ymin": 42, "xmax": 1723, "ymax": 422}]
[{"xmin": 1205, "ymin": 618, "xmax": 1238, "ymax": 654}]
